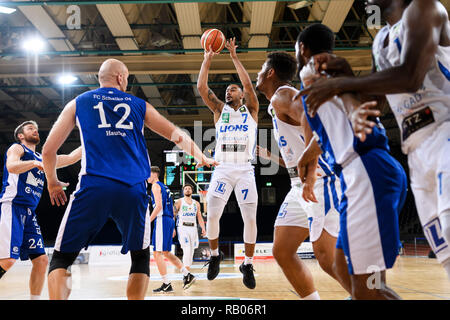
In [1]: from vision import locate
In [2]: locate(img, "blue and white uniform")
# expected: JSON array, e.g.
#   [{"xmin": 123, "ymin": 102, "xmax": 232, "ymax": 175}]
[
  {"xmin": 0, "ymin": 144, "xmax": 46, "ymax": 260},
  {"xmin": 373, "ymin": 17, "xmax": 450, "ymax": 263},
  {"xmin": 206, "ymin": 103, "xmax": 259, "ymax": 245},
  {"xmin": 151, "ymin": 181, "xmax": 175, "ymax": 252},
  {"xmin": 208, "ymin": 104, "xmax": 258, "ymax": 204},
  {"xmin": 55, "ymin": 87, "xmax": 151, "ymax": 255},
  {"xmin": 268, "ymin": 85, "xmax": 340, "ymax": 242},
  {"xmin": 176, "ymin": 197, "xmax": 200, "ymax": 249},
  {"xmin": 301, "ymin": 62, "xmax": 407, "ymax": 274}
]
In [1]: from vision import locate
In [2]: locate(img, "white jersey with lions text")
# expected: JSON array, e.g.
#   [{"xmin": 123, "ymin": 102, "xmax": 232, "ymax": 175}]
[
  {"xmin": 214, "ymin": 104, "xmax": 257, "ymax": 163},
  {"xmin": 177, "ymin": 198, "xmax": 198, "ymax": 227}
]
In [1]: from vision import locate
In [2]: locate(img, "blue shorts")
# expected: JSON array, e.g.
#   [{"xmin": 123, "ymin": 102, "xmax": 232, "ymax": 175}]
[
  {"xmin": 0, "ymin": 202, "xmax": 45, "ymax": 260},
  {"xmin": 152, "ymin": 215, "xmax": 175, "ymax": 252},
  {"xmin": 336, "ymin": 149, "xmax": 407, "ymax": 275},
  {"xmin": 55, "ymin": 175, "xmax": 151, "ymax": 254}
]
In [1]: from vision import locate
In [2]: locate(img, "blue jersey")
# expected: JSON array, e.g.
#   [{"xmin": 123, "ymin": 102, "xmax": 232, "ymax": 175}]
[
  {"xmin": 302, "ymin": 95, "xmax": 390, "ymax": 176},
  {"xmin": 0, "ymin": 144, "xmax": 45, "ymax": 210},
  {"xmin": 75, "ymin": 87, "xmax": 151, "ymax": 186},
  {"xmin": 151, "ymin": 181, "xmax": 174, "ymax": 219}
]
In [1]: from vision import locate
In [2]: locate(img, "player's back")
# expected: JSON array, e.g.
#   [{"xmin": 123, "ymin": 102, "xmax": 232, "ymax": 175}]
[
  {"xmin": 75, "ymin": 87, "xmax": 151, "ymax": 185},
  {"xmin": 151, "ymin": 181, "xmax": 174, "ymax": 219}
]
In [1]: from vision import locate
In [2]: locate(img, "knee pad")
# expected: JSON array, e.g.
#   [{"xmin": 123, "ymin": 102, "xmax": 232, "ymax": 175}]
[
  {"xmin": 130, "ymin": 247, "xmax": 150, "ymax": 276},
  {"xmin": 206, "ymin": 196, "xmax": 227, "ymax": 240},
  {"xmin": 238, "ymin": 202, "xmax": 258, "ymax": 244},
  {"xmin": 48, "ymin": 250, "xmax": 79, "ymax": 275}
]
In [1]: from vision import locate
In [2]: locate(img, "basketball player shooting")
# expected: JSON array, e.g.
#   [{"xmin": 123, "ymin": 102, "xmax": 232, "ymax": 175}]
[{"xmin": 197, "ymin": 37, "xmax": 260, "ymax": 289}]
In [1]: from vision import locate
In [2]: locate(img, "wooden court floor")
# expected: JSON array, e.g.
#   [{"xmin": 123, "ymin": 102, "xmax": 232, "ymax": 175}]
[{"xmin": 0, "ymin": 256, "xmax": 449, "ymax": 300}]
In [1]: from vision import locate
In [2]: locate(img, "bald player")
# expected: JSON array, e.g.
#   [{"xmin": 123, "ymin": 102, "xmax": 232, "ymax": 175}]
[{"xmin": 42, "ymin": 58, "xmax": 217, "ymax": 300}]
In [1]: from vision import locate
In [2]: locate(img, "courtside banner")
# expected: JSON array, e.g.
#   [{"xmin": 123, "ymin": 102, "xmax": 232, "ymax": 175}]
[
  {"xmin": 89, "ymin": 245, "xmax": 176, "ymax": 264},
  {"xmin": 234, "ymin": 242, "xmax": 314, "ymax": 260}
]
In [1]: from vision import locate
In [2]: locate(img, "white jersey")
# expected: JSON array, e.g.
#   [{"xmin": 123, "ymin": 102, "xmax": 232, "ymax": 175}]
[
  {"xmin": 176, "ymin": 197, "xmax": 198, "ymax": 227},
  {"xmin": 373, "ymin": 18, "xmax": 450, "ymax": 154},
  {"xmin": 268, "ymin": 85, "xmax": 331, "ymax": 185},
  {"xmin": 214, "ymin": 104, "xmax": 257, "ymax": 164}
]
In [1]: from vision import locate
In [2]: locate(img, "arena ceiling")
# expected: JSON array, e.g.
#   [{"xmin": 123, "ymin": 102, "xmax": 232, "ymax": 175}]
[{"xmin": 0, "ymin": 0, "xmax": 449, "ymax": 150}]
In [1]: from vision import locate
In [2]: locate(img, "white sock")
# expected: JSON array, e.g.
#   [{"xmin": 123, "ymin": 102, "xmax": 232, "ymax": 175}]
[
  {"xmin": 443, "ymin": 258, "xmax": 450, "ymax": 281},
  {"xmin": 211, "ymin": 248, "xmax": 219, "ymax": 257},
  {"xmin": 181, "ymin": 267, "xmax": 189, "ymax": 277},
  {"xmin": 302, "ymin": 291, "xmax": 320, "ymax": 300},
  {"xmin": 30, "ymin": 295, "xmax": 40, "ymax": 300},
  {"xmin": 162, "ymin": 274, "xmax": 169, "ymax": 285},
  {"xmin": 244, "ymin": 256, "xmax": 253, "ymax": 265}
]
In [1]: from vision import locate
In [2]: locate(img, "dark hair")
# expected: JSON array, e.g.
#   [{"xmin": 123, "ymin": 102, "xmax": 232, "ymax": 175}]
[
  {"xmin": 296, "ymin": 23, "xmax": 335, "ymax": 55},
  {"xmin": 14, "ymin": 120, "xmax": 38, "ymax": 143},
  {"xmin": 266, "ymin": 52, "xmax": 297, "ymax": 82},
  {"xmin": 183, "ymin": 184, "xmax": 194, "ymax": 191},
  {"xmin": 151, "ymin": 166, "xmax": 160, "ymax": 177}
]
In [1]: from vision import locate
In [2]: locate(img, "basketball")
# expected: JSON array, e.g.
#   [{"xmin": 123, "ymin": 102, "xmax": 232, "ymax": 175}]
[{"xmin": 201, "ymin": 29, "xmax": 226, "ymax": 53}]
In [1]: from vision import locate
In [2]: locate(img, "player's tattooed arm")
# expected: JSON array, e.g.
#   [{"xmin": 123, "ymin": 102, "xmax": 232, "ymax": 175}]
[
  {"xmin": 197, "ymin": 49, "xmax": 225, "ymax": 116},
  {"xmin": 6, "ymin": 144, "xmax": 42, "ymax": 174}
]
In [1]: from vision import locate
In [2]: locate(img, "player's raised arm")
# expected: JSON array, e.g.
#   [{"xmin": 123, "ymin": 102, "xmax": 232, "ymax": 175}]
[
  {"xmin": 197, "ymin": 47, "xmax": 225, "ymax": 118},
  {"xmin": 144, "ymin": 102, "xmax": 218, "ymax": 168},
  {"xmin": 226, "ymin": 38, "xmax": 259, "ymax": 120},
  {"xmin": 42, "ymin": 100, "xmax": 77, "ymax": 206}
]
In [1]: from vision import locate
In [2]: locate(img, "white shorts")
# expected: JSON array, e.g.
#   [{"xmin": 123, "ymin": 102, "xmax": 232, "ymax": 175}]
[
  {"xmin": 177, "ymin": 225, "xmax": 199, "ymax": 249},
  {"xmin": 275, "ymin": 176, "xmax": 340, "ymax": 242},
  {"xmin": 207, "ymin": 162, "xmax": 258, "ymax": 204},
  {"xmin": 408, "ymin": 121, "xmax": 450, "ymax": 263}
]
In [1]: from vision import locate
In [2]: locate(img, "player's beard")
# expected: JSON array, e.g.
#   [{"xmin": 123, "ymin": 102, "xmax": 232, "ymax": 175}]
[{"xmin": 24, "ymin": 134, "xmax": 40, "ymax": 145}]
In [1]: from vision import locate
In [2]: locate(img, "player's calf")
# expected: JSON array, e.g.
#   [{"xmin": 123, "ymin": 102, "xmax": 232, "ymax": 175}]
[{"xmin": 0, "ymin": 258, "xmax": 16, "ymax": 279}]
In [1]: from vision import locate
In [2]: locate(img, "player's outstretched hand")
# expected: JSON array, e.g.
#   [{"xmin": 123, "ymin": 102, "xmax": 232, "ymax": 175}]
[
  {"xmin": 293, "ymin": 77, "xmax": 342, "ymax": 117},
  {"xmin": 47, "ymin": 180, "xmax": 69, "ymax": 207},
  {"xmin": 196, "ymin": 157, "xmax": 219, "ymax": 169},
  {"xmin": 350, "ymin": 101, "xmax": 380, "ymax": 142},
  {"xmin": 225, "ymin": 37, "xmax": 238, "ymax": 59},
  {"xmin": 204, "ymin": 45, "xmax": 219, "ymax": 60}
]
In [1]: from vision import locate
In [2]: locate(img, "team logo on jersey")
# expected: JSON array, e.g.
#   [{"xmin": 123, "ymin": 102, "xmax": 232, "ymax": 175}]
[
  {"xmin": 215, "ymin": 181, "xmax": 226, "ymax": 195},
  {"xmin": 239, "ymin": 106, "xmax": 246, "ymax": 113},
  {"xmin": 222, "ymin": 113, "xmax": 230, "ymax": 123},
  {"xmin": 219, "ymin": 124, "xmax": 249, "ymax": 133}
]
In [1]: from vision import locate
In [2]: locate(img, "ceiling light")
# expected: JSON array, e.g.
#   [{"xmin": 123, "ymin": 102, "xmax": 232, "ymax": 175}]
[
  {"xmin": 0, "ymin": 6, "xmax": 16, "ymax": 14},
  {"xmin": 22, "ymin": 37, "xmax": 46, "ymax": 53},
  {"xmin": 58, "ymin": 74, "xmax": 77, "ymax": 85}
]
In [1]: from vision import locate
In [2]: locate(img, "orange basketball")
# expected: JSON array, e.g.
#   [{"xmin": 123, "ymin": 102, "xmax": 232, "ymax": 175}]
[{"xmin": 201, "ymin": 29, "xmax": 226, "ymax": 53}]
